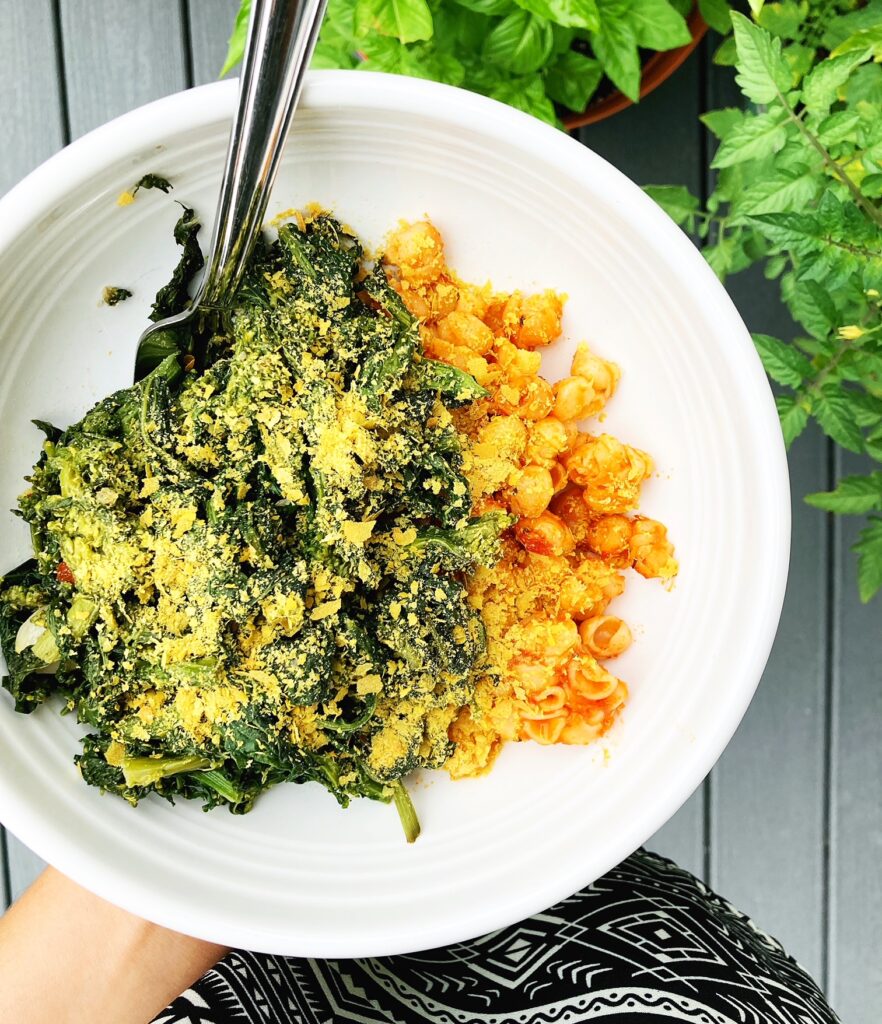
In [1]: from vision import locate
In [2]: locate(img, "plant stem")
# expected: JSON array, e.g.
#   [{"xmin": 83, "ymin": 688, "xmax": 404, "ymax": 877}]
[{"xmin": 784, "ymin": 97, "xmax": 882, "ymax": 229}]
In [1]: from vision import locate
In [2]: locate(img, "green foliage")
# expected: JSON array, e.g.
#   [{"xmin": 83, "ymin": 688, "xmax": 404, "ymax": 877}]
[
  {"xmin": 221, "ymin": 0, "xmax": 705, "ymax": 126},
  {"xmin": 646, "ymin": 3, "xmax": 882, "ymax": 599}
]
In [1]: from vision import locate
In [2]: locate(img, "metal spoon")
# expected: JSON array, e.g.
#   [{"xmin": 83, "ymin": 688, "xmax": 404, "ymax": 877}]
[{"xmin": 135, "ymin": 0, "xmax": 327, "ymax": 373}]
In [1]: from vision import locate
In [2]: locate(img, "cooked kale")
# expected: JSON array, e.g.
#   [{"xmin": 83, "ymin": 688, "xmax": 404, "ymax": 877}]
[
  {"xmin": 102, "ymin": 286, "xmax": 133, "ymax": 306},
  {"xmin": 0, "ymin": 212, "xmax": 507, "ymax": 840},
  {"xmin": 132, "ymin": 173, "xmax": 173, "ymax": 195}
]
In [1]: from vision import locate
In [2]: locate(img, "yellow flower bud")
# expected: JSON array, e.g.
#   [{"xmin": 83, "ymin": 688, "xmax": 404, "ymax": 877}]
[{"xmin": 838, "ymin": 325, "xmax": 865, "ymax": 340}]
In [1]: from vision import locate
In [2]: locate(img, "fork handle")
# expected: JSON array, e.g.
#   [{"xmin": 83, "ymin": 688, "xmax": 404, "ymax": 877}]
[{"xmin": 198, "ymin": 0, "xmax": 328, "ymax": 307}]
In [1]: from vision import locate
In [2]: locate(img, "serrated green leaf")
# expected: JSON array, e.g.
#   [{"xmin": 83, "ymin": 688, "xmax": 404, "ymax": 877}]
[
  {"xmin": 802, "ymin": 49, "xmax": 871, "ymax": 115},
  {"xmin": 861, "ymin": 173, "xmax": 882, "ymax": 198},
  {"xmin": 592, "ymin": 16, "xmax": 640, "ymax": 101},
  {"xmin": 813, "ymin": 388, "xmax": 865, "ymax": 452},
  {"xmin": 831, "ymin": 25, "xmax": 882, "ymax": 59},
  {"xmin": 806, "ymin": 473, "xmax": 882, "ymax": 514},
  {"xmin": 514, "ymin": 0, "xmax": 599, "ymax": 30},
  {"xmin": 643, "ymin": 185, "xmax": 700, "ymax": 230},
  {"xmin": 845, "ymin": 62, "xmax": 882, "ymax": 106},
  {"xmin": 701, "ymin": 108, "xmax": 745, "ymax": 139},
  {"xmin": 753, "ymin": 332, "xmax": 814, "ymax": 386},
  {"xmin": 711, "ymin": 109, "xmax": 790, "ymax": 168},
  {"xmin": 776, "ymin": 393, "xmax": 810, "ymax": 447},
  {"xmin": 731, "ymin": 12, "xmax": 792, "ymax": 104},
  {"xmin": 484, "ymin": 9, "xmax": 554, "ymax": 73},
  {"xmin": 757, "ymin": 1, "xmax": 805, "ymax": 41},
  {"xmin": 784, "ymin": 278, "xmax": 837, "ymax": 339},
  {"xmin": 738, "ymin": 167, "xmax": 818, "ymax": 214},
  {"xmin": 854, "ymin": 516, "xmax": 882, "ymax": 600},
  {"xmin": 354, "ymin": 0, "xmax": 434, "ymax": 42},
  {"xmin": 698, "ymin": 0, "xmax": 732, "ymax": 35},
  {"xmin": 818, "ymin": 110, "xmax": 862, "ymax": 147},
  {"xmin": 545, "ymin": 50, "xmax": 603, "ymax": 110},
  {"xmin": 628, "ymin": 0, "xmax": 691, "ymax": 50}
]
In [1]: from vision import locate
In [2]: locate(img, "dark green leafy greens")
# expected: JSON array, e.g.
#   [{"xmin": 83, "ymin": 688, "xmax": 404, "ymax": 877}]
[{"xmin": 0, "ymin": 212, "xmax": 509, "ymax": 839}]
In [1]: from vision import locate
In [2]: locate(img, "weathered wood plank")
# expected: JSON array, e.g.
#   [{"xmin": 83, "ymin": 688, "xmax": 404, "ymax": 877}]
[
  {"xmin": 828, "ymin": 451, "xmax": 882, "ymax": 1021},
  {"xmin": 187, "ymin": 0, "xmax": 242, "ymax": 86},
  {"xmin": 579, "ymin": 51, "xmax": 707, "ymax": 880},
  {"xmin": 0, "ymin": 0, "xmax": 65, "ymax": 192},
  {"xmin": 58, "ymin": 0, "xmax": 187, "ymax": 139},
  {"xmin": 701, "ymin": 52, "xmax": 830, "ymax": 985}
]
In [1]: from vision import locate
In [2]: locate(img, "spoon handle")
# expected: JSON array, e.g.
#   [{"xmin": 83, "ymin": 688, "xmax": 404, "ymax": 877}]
[{"xmin": 199, "ymin": 0, "xmax": 328, "ymax": 307}]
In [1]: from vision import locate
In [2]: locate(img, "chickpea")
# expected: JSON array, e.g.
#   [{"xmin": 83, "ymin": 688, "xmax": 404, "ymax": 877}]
[
  {"xmin": 514, "ymin": 510, "xmax": 575, "ymax": 557},
  {"xmin": 456, "ymin": 282, "xmax": 493, "ymax": 320},
  {"xmin": 525, "ymin": 417, "xmax": 569, "ymax": 467},
  {"xmin": 563, "ymin": 434, "xmax": 653, "ymax": 514},
  {"xmin": 552, "ymin": 375, "xmax": 596, "ymax": 423},
  {"xmin": 629, "ymin": 516, "xmax": 678, "ymax": 580},
  {"xmin": 549, "ymin": 485, "xmax": 593, "ymax": 547},
  {"xmin": 425, "ymin": 335, "xmax": 492, "ymax": 386},
  {"xmin": 495, "ymin": 339, "xmax": 542, "ymax": 385},
  {"xmin": 571, "ymin": 343, "xmax": 620, "ymax": 405},
  {"xmin": 392, "ymin": 274, "xmax": 459, "ymax": 321},
  {"xmin": 585, "ymin": 514, "xmax": 632, "ymax": 566},
  {"xmin": 507, "ymin": 292, "xmax": 564, "ymax": 349},
  {"xmin": 478, "ymin": 415, "xmax": 528, "ymax": 458},
  {"xmin": 385, "ymin": 221, "xmax": 445, "ymax": 284},
  {"xmin": 509, "ymin": 464, "xmax": 554, "ymax": 518},
  {"xmin": 437, "ymin": 310, "xmax": 494, "ymax": 355},
  {"xmin": 579, "ymin": 615, "xmax": 632, "ymax": 658},
  {"xmin": 518, "ymin": 378, "xmax": 555, "ymax": 421}
]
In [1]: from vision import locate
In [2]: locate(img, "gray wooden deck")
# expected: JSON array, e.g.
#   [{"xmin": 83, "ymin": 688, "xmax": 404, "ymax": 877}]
[{"xmin": 0, "ymin": 3, "xmax": 877, "ymax": 1019}]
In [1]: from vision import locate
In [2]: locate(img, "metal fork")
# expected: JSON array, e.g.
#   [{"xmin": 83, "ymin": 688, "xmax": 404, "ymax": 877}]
[{"xmin": 135, "ymin": 0, "xmax": 328, "ymax": 370}]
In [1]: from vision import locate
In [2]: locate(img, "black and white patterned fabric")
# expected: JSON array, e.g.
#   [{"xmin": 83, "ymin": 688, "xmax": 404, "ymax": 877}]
[{"xmin": 153, "ymin": 848, "xmax": 838, "ymax": 1023}]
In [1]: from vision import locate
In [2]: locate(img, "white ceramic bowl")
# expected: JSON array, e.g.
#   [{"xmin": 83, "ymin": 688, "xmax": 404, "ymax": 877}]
[{"xmin": 0, "ymin": 72, "xmax": 789, "ymax": 956}]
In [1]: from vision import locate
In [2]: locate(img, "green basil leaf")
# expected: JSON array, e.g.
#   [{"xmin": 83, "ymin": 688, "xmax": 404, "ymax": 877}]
[
  {"xmin": 453, "ymin": 0, "xmax": 514, "ymax": 13},
  {"xmin": 484, "ymin": 9, "xmax": 555, "ymax": 74},
  {"xmin": 628, "ymin": 0, "xmax": 691, "ymax": 50},
  {"xmin": 698, "ymin": 0, "xmax": 732, "ymax": 35},
  {"xmin": 592, "ymin": 19, "xmax": 640, "ymax": 101},
  {"xmin": 514, "ymin": 0, "xmax": 600, "ymax": 30},
  {"xmin": 731, "ymin": 12, "xmax": 792, "ymax": 104},
  {"xmin": 354, "ymin": 0, "xmax": 434, "ymax": 43},
  {"xmin": 545, "ymin": 50, "xmax": 603, "ymax": 110},
  {"xmin": 489, "ymin": 73, "xmax": 560, "ymax": 123}
]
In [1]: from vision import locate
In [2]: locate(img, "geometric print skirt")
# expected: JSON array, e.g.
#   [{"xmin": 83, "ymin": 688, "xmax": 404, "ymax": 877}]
[{"xmin": 152, "ymin": 848, "xmax": 839, "ymax": 1024}]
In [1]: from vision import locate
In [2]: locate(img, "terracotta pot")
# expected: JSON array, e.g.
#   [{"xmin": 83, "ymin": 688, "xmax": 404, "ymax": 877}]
[{"xmin": 563, "ymin": 8, "xmax": 708, "ymax": 130}]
